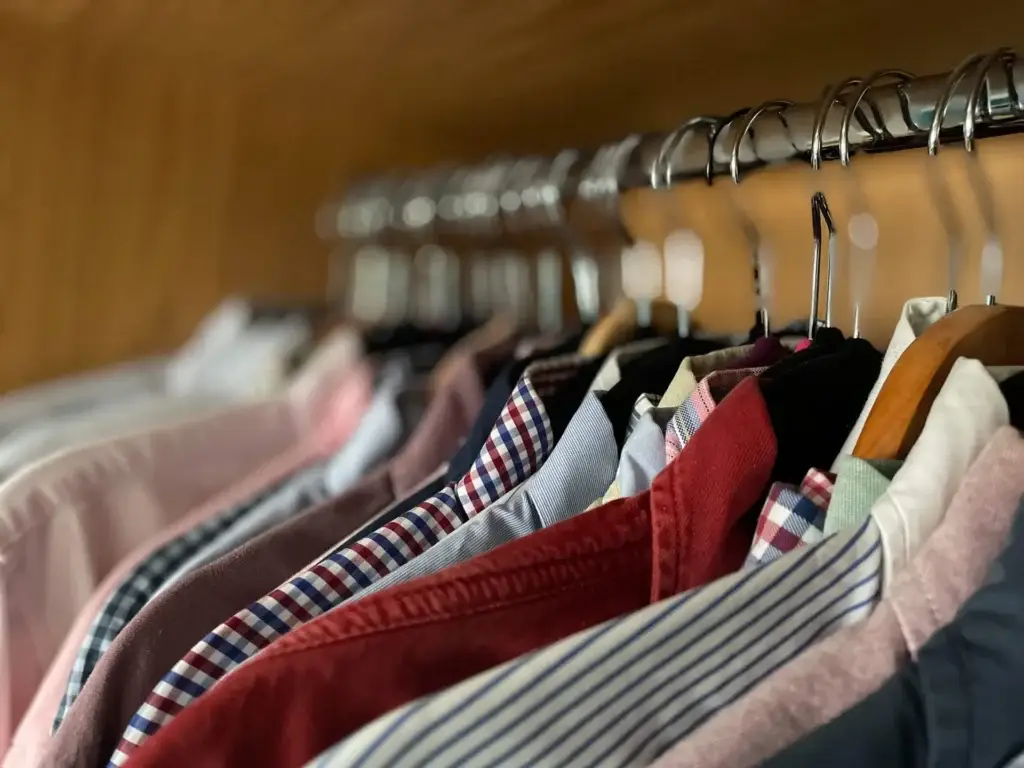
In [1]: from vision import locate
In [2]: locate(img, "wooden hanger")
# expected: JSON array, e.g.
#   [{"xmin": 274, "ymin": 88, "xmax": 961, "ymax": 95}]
[
  {"xmin": 578, "ymin": 297, "xmax": 685, "ymax": 356},
  {"xmin": 853, "ymin": 304, "xmax": 1024, "ymax": 460}
]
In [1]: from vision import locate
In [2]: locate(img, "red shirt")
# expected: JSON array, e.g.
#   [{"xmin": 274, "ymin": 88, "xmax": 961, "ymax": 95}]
[{"xmin": 126, "ymin": 378, "xmax": 777, "ymax": 768}]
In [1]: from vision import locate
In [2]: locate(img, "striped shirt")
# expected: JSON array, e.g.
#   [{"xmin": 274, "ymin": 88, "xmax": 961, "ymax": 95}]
[
  {"xmin": 665, "ymin": 366, "xmax": 766, "ymax": 462},
  {"xmin": 110, "ymin": 355, "xmax": 586, "ymax": 767},
  {"xmin": 307, "ymin": 518, "xmax": 883, "ymax": 768}
]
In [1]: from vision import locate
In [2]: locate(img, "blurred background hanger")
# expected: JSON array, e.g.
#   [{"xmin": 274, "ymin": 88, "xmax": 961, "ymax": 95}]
[{"xmin": 728, "ymin": 100, "xmax": 794, "ymax": 338}]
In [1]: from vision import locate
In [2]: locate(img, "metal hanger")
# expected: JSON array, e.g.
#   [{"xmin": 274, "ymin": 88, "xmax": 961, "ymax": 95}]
[
  {"xmin": 839, "ymin": 69, "xmax": 916, "ymax": 337},
  {"xmin": 652, "ymin": 116, "xmax": 720, "ymax": 336},
  {"xmin": 807, "ymin": 78, "xmax": 865, "ymax": 337},
  {"xmin": 809, "ymin": 191, "xmax": 837, "ymax": 339},
  {"xmin": 927, "ymin": 52, "xmax": 990, "ymax": 314},
  {"xmin": 727, "ymin": 100, "xmax": 795, "ymax": 337},
  {"xmin": 963, "ymin": 47, "xmax": 1014, "ymax": 305}
]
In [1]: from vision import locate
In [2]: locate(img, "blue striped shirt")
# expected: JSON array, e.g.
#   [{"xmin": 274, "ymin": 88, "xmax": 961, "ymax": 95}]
[{"xmin": 308, "ymin": 518, "xmax": 883, "ymax": 767}]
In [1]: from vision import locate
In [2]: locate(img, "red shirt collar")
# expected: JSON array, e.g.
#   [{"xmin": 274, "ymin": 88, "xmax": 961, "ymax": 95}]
[{"xmin": 650, "ymin": 376, "xmax": 777, "ymax": 600}]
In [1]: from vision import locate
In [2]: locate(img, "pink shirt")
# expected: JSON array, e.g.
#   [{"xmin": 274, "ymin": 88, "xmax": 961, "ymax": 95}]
[
  {"xmin": 0, "ymin": 331, "xmax": 366, "ymax": 759},
  {"xmin": 652, "ymin": 426, "xmax": 1024, "ymax": 768}
]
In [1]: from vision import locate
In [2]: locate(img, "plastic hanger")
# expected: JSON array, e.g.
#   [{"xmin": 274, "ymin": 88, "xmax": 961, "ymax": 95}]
[{"xmin": 854, "ymin": 50, "xmax": 1022, "ymax": 460}]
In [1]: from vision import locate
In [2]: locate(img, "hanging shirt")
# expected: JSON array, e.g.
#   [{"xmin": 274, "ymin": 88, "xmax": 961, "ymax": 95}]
[
  {"xmin": 150, "ymin": 358, "xmax": 416, "ymax": 595},
  {"xmin": 346, "ymin": 393, "xmax": 622, "ymax": 602},
  {"xmin": 0, "ymin": 305, "xmax": 312, "ymax": 481},
  {"xmin": 597, "ymin": 399, "xmax": 674, "ymax": 504},
  {"xmin": 744, "ymin": 468, "xmax": 835, "ymax": 568},
  {"xmin": 665, "ymin": 366, "xmax": 769, "ymax": 462},
  {"xmin": 591, "ymin": 341, "xmax": 780, "ymax": 509},
  {"xmin": 309, "ymin": 357, "xmax": 1005, "ymax": 768},
  {"xmin": 49, "ymin": 360, "xmax": 410, "ymax": 730},
  {"xmin": 31, "ymin": 344, "xmax": 499, "ymax": 768},
  {"xmin": 762, "ymin": 482, "xmax": 1024, "ymax": 768},
  {"xmin": 109, "ymin": 354, "xmax": 599, "ymax": 767},
  {"xmin": 654, "ymin": 425, "xmax": 1024, "ymax": 768},
  {"xmin": 831, "ymin": 296, "xmax": 946, "ymax": 468},
  {"xmin": 117, "ymin": 339, "xmax": 882, "ymax": 768},
  {"xmin": 823, "ymin": 456, "xmax": 902, "ymax": 536},
  {"xmin": 0, "ymin": 330, "xmax": 363, "ymax": 757},
  {"xmin": 0, "ymin": 298, "xmax": 271, "ymax": 440}
]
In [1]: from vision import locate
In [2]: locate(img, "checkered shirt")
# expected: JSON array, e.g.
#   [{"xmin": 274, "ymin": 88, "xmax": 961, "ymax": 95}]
[
  {"xmin": 745, "ymin": 468, "xmax": 836, "ymax": 568},
  {"xmin": 52, "ymin": 470, "xmax": 323, "ymax": 731},
  {"xmin": 109, "ymin": 356, "xmax": 577, "ymax": 767},
  {"xmin": 665, "ymin": 366, "xmax": 767, "ymax": 462}
]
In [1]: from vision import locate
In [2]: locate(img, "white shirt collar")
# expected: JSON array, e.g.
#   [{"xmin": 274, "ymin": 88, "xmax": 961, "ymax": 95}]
[
  {"xmin": 833, "ymin": 297, "xmax": 947, "ymax": 467},
  {"xmin": 870, "ymin": 357, "xmax": 1008, "ymax": 591}
]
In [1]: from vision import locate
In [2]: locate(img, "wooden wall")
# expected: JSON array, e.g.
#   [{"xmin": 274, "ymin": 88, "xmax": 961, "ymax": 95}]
[{"xmin": 0, "ymin": 0, "xmax": 1022, "ymax": 392}]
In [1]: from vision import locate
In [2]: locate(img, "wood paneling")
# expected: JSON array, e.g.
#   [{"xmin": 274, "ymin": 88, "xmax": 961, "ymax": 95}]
[{"xmin": 0, "ymin": 1, "xmax": 1023, "ymax": 391}]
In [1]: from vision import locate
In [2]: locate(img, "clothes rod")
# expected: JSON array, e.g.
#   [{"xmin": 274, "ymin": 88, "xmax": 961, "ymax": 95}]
[
  {"xmin": 323, "ymin": 51, "xmax": 1024, "ymax": 240},
  {"xmin": 618, "ymin": 55, "xmax": 1024, "ymax": 189}
]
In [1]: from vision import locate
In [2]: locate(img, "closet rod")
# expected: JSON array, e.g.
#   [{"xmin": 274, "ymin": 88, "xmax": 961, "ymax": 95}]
[
  {"xmin": 322, "ymin": 50, "xmax": 1024, "ymax": 240},
  {"xmin": 624, "ymin": 54, "xmax": 1024, "ymax": 188}
]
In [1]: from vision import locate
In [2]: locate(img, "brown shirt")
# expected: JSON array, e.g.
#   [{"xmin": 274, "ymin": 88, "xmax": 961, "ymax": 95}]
[{"xmin": 40, "ymin": 350, "xmax": 492, "ymax": 768}]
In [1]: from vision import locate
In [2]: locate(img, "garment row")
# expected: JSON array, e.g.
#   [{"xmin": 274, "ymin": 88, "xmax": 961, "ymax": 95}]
[{"xmin": 1, "ymin": 295, "xmax": 1021, "ymax": 768}]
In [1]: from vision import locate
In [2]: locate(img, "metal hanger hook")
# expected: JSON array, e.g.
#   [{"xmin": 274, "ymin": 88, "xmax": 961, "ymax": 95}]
[
  {"xmin": 727, "ymin": 101, "xmax": 793, "ymax": 336},
  {"xmin": 811, "ymin": 78, "xmax": 863, "ymax": 170},
  {"xmin": 839, "ymin": 70, "xmax": 915, "ymax": 167},
  {"xmin": 652, "ymin": 116, "xmax": 721, "ymax": 189},
  {"xmin": 963, "ymin": 47, "xmax": 1015, "ymax": 305},
  {"xmin": 810, "ymin": 191, "xmax": 837, "ymax": 339},
  {"xmin": 928, "ymin": 53, "xmax": 986, "ymax": 313},
  {"xmin": 728, "ymin": 100, "xmax": 795, "ymax": 184},
  {"xmin": 838, "ymin": 70, "xmax": 914, "ymax": 337}
]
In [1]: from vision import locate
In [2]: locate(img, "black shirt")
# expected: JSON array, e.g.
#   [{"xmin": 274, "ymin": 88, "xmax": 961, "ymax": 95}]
[
  {"xmin": 760, "ymin": 332, "xmax": 882, "ymax": 486},
  {"xmin": 599, "ymin": 336, "xmax": 725, "ymax": 450}
]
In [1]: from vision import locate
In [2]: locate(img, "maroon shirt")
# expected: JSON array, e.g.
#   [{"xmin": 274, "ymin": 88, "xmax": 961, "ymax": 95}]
[{"xmin": 127, "ymin": 377, "xmax": 778, "ymax": 768}]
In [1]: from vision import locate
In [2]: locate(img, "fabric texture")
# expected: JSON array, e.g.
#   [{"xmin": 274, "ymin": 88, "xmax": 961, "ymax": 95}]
[
  {"xmin": 314, "ymin": 518, "xmax": 883, "ymax": 768},
  {"xmin": 9, "ymin": 356, "xmax": 372, "ymax": 768},
  {"xmin": 118, "ymin": 340, "xmax": 883, "ymax": 768},
  {"xmin": 112, "ymin": 373, "xmax": 782, "ymax": 768},
  {"xmin": 592, "ymin": 403, "xmax": 672, "ymax": 507},
  {"xmin": 762, "ymin": 486, "xmax": 1024, "ymax": 768},
  {"xmin": 659, "ymin": 344, "xmax": 754, "ymax": 408},
  {"xmin": 824, "ymin": 455, "xmax": 902, "ymax": 536},
  {"xmin": 150, "ymin": 358, "xmax": 414, "ymax": 596},
  {"xmin": 110, "ymin": 355, "xmax": 594, "ymax": 767},
  {"xmin": 0, "ymin": 331, "xmax": 363, "ymax": 757},
  {"xmin": 313, "ymin": 351, "xmax": 1003, "ymax": 768},
  {"xmin": 831, "ymin": 296, "xmax": 946, "ymax": 468},
  {"xmin": 349, "ymin": 393, "xmax": 620, "ymax": 601},
  {"xmin": 659, "ymin": 425, "xmax": 1024, "ymax": 768},
  {"xmin": 665, "ymin": 366, "xmax": 766, "ymax": 462},
  {"xmin": 745, "ymin": 468, "xmax": 835, "ymax": 568},
  {"xmin": 34, "ymin": 348, "xmax": 493, "ymax": 768},
  {"xmin": 0, "ymin": 312, "xmax": 311, "ymax": 482},
  {"xmin": 588, "ymin": 338, "xmax": 667, "ymax": 393}
]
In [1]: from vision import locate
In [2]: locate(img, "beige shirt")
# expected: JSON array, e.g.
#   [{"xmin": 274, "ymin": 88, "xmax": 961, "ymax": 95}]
[{"xmin": 652, "ymin": 424, "xmax": 1024, "ymax": 768}]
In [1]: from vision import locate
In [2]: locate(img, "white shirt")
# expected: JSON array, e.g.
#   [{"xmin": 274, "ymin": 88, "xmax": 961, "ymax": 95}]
[{"xmin": 833, "ymin": 296, "xmax": 946, "ymax": 468}]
